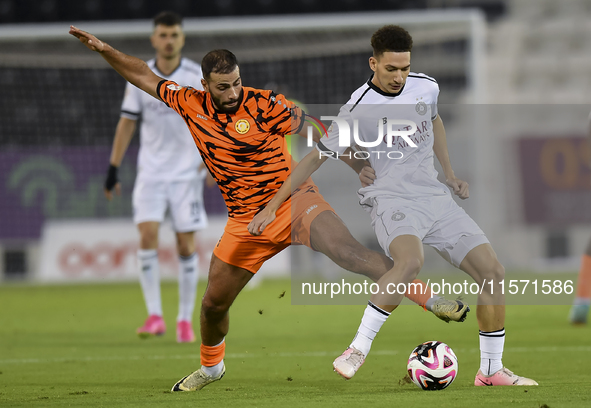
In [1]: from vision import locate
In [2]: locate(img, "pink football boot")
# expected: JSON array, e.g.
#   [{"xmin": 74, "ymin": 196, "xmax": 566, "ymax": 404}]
[
  {"xmin": 333, "ymin": 347, "xmax": 366, "ymax": 379},
  {"xmin": 475, "ymin": 367, "xmax": 538, "ymax": 386},
  {"xmin": 136, "ymin": 315, "xmax": 166, "ymax": 338},
  {"xmin": 176, "ymin": 320, "xmax": 196, "ymax": 343}
]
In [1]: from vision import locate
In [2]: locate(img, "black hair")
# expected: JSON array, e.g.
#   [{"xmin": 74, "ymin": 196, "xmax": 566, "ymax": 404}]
[
  {"xmin": 371, "ymin": 25, "xmax": 413, "ymax": 57},
  {"xmin": 201, "ymin": 49, "xmax": 238, "ymax": 79},
  {"xmin": 153, "ymin": 11, "xmax": 182, "ymax": 27}
]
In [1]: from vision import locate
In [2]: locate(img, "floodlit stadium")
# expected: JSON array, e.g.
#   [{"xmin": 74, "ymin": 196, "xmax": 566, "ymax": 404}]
[{"xmin": 1, "ymin": 1, "xmax": 590, "ymax": 407}]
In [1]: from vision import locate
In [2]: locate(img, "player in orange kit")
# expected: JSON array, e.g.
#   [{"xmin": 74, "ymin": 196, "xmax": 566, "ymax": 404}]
[{"xmin": 569, "ymin": 112, "xmax": 591, "ymax": 325}]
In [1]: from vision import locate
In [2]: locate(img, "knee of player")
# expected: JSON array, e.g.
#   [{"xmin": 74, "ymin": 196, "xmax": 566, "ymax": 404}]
[
  {"xmin": 487, "ymin": 261, "xmax": 505, "ymax": 282},
  {"xmin": 176, "ymin": 232, "xmax": 195, "ymax": 255},
  {"xmin": 201, "ymin": 296, "xmax": 230, "ymax": 317},
  {"xmin": 397, "ymin": 257, "xmax": 423, "ymax": 278},
  {"xmin": 474, "ymin": 261, "xmax": 505, "ymax": 285},
  {"xmin": 177, "ymin": 241, "xmax": 195, "ymax": 257},
  {"xmin": 139, "ymin": 232, "xmax": 158, "ymax": 248}
]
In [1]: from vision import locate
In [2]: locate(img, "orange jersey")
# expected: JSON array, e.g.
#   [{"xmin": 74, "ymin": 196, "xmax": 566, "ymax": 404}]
[{"xmin": 157, "ymin": 80, "xmax": 305, "ymax": 222}]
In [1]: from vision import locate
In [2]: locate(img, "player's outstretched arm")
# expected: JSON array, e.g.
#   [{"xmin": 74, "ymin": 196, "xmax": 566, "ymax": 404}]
[
  {"xmin": 248, "ymin": 149, "xmax": 328, "ymax": 236},
  {"xmin": 69, "ymin": 26, "xmax": 163, "ymax": 100},
  {"xmin": 432, "ymin": 114, "xmax": 469, "ymax": 199}
]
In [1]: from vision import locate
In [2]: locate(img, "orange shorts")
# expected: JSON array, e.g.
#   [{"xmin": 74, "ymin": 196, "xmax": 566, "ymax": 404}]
[{"xmin": 213, "ymin": 181, "xmax": 335, "ymax": 273}]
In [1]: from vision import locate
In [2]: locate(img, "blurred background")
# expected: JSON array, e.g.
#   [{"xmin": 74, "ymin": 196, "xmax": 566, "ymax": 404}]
[{"xmin": 0, "ymin": 0, "xmax": 590, "ymax": 283}]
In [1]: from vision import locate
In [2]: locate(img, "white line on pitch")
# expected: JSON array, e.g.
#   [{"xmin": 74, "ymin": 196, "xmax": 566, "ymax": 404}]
[{"xmin": 1, "ymin": 346, "xmax": 589, "ymax": 365}]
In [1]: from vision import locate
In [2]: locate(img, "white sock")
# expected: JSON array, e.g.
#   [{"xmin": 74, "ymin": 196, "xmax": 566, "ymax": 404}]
[
  {"xmin": 349, "ymin": 302, "xmax": 390, "ymax": 356},
  {"xmin": 574, "ymin": 297, "xmax": 591, "ymax": 306},
  {"xmin": 479, "ymin": 328, "xmax": 505, "ymax": 376},
  {"xmin": 177, "ymin": 252, "xmax": 199, "ymax": 322},
  {"xmin": 424, "ymin": 295, "xmax": 442, "ymax": 312},
  {"xmin": 138, "ymin": 249, "xmax": 162, "ymax": 316},
  {"xmin": 202, "ymin": 361, "xmax": 224, "ymax": 377}
]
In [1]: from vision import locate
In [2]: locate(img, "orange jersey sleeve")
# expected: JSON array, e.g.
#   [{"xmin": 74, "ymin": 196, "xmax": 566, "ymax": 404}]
[{"xmin": 156, "ymin": 80, "xmax": 200, "ymax": 118}]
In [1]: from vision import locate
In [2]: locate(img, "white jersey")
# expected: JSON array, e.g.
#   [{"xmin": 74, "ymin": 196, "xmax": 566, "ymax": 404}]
[
  {"xmin": 317, "ymin": 73, "xmax": 447, "ymax": 206},
  {"xmin": 121, "ymin": 58, "xmax": 204, "ymax": 181}
]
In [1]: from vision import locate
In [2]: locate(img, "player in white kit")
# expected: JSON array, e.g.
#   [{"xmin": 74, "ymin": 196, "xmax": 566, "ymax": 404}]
[
  {"xmin": 250, "ymin": 25, "xmax": 537, "ymax": 386},
  {"xmin": 104, "ymin": 12, "xmax": 207, "ymax": 343}
]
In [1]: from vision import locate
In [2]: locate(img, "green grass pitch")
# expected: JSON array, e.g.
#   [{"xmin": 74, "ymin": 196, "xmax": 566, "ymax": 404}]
[{"xmin": 1, "ymin": 278, "xmax": 590, "ymax": 407}]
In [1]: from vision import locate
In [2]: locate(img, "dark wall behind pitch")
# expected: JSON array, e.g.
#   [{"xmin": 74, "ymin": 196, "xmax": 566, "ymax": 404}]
[{"xmin": 0, "ymin": 0, "xmax": 505, "ymax": 24}]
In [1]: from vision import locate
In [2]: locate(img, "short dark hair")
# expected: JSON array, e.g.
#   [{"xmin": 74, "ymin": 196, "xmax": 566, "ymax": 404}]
[
  {"xmin": 153, "ymin": 11, "xmax": 182, "ymax": 27},
  {"xmin": 201, "ymin": 49, "xmax": 238, "ymax": 79},
  {"xmin": 371, "ymin": 25, "xmax": 413, "ymax": 57}
]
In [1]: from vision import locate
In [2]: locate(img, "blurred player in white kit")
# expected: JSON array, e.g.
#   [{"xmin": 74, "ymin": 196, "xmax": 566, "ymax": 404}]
[
  {"xmin": 104, "ymin": 11, "xmax": 208, "ymax": 343},
  {"xmin": 569, "ymin": 110, "xmax": 591, "ymax": 325}
]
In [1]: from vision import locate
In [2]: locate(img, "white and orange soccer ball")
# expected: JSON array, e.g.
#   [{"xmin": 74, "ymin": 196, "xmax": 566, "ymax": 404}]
[{"xmin": 407, "ymin": 341, "xmax": 458, "ymax": 390}]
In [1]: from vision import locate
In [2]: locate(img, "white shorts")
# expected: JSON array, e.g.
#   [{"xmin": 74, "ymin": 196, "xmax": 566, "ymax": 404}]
[
  {"xmin": 132, "ymin": 177, "xmax": 208, "ymax": 233},
  {"xmin": 370, "ymin": 193, "xmax": 489, "ymax": 267}
]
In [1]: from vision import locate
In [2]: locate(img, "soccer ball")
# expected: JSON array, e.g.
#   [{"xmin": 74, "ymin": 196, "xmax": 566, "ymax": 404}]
[{"xmin": 407, "ymin": 341, "xmax": 458, "ymax": 390}]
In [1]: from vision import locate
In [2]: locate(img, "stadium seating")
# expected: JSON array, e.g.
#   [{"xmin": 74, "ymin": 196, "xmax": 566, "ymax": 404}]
[{"xmin": 488, "ymin": 0, "xmax": 591, "ymax": 103}]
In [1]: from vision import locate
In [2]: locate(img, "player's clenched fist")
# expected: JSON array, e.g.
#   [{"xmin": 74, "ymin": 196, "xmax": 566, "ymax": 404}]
[
  {"xmin": 445, "ymin": 176, "xmax": 469, "ymax": 200},
  {"xmin": 69, "ymin": 25, "xmax": 106, "ymax": 52},
  {"xmin": 359, "ymin": 166, "xmax": 376, "ymax": 188},
  {"xmin": 248, "ymin": 208, "xmax": 276, "ymax": 236}
]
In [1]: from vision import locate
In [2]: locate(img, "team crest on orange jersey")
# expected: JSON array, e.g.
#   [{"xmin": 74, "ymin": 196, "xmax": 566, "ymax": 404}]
[{"xmin": 235, "ymin": 119, "xmax": 250, "ymax": 134}]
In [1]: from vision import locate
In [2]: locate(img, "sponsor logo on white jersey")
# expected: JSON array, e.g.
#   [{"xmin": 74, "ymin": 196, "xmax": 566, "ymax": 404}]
[
  {"xmin": 415, "ymin": 101, "xmax": 428, "ymax": 116},
  {"xmin": 391, "ymin": 211, "xmax": 406, "ymax": 221}
]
